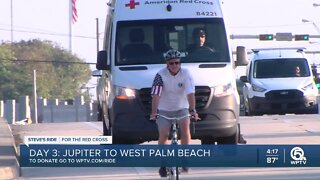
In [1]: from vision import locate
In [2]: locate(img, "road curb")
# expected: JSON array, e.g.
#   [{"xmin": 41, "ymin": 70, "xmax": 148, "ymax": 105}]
[{"xmin": 0, "ymin": 118, "xmax": 19, "ymax": 180}]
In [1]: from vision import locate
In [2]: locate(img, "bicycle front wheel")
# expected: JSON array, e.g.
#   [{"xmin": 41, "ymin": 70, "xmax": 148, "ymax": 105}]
[
  {"xmin": 168, "ymin": 167, "xmax": 179, "ymax": 180},
  {"xmin": 175, "ymin": 166, "xmax": 179, "ymax": 180}
]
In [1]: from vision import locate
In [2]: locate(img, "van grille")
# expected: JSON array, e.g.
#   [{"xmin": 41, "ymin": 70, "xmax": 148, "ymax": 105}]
[
  {"xmin": 265, "ymin": 90, "xmax": 303, "ymax": 100},
  {"xmin": 138, "ymin": 88, "xmax": 152, "ymax": 112},
  {"xmin": 139, "ymin": 86, "xmax": 211, "ymax": 113}
]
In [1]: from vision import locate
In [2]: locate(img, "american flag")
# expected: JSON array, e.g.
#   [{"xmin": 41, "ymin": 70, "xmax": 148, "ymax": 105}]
[
  {"xmin": 72, "ymin": 0, "xmax": 78, "ymax": 24},
  {"xmin": 151, "ymin": 74, "xmax": 163, "ymax": 96}
]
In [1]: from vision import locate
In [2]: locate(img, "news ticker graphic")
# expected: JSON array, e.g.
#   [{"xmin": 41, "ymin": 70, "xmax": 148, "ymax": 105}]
[
  {"xmin": 20, "ymin": 144, "xmax": 320, "ymax": 167},
  {"xmin": 24, "ymin": 136, "xmax": 112, "ymax": 146}
]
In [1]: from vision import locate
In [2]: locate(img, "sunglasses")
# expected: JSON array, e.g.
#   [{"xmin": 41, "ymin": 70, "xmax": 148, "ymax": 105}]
[{"xmin": 168, "ymin": 61, "xmax": 180, "ymax": 65}]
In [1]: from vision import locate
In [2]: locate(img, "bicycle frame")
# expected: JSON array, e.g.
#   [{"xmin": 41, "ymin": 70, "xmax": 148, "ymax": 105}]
[{"xmin": 157, "ymin": 114, "xmax": 190, "ymax": 180}]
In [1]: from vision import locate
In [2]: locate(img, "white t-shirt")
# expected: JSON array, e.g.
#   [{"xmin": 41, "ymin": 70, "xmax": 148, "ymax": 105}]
[{"xmin": 151, "ymin": 67, "xmax": 195, "ymax": 111}]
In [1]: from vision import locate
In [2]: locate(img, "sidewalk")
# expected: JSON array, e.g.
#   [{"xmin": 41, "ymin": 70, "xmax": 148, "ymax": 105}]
[{"xmin": 0, "ymin": 117, "xmax": 19, "ymax": 180}]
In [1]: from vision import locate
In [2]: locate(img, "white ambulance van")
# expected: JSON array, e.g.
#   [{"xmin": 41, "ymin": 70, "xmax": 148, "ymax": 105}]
[
  {"xmin": 95, "ymin": 0, "xmax": 247, "ymax": 144},
  {"xmin": 240, "ymin": 48, "xmax": 319, "ymax": 115}
]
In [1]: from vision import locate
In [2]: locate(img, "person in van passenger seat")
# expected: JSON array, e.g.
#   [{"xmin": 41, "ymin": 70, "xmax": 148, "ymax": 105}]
[
  {"xmin": 187, "ymin": 28, "xmax": 216, "ymax": 53},
  {"xmin": 121, "ymin": 28, "xmax": 153, "ymax": 60}
]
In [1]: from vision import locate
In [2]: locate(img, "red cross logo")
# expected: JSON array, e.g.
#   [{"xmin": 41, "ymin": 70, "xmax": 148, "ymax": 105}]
[{"xmin": 125, "ymin": 0, "xmax": 140, "ymax": 9}]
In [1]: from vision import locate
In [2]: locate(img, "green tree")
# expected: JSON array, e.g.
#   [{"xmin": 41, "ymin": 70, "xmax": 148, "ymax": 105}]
[
  {"xmin": 0, "ymin": 45, "xmax": 32, "ymax": 100},
  {"xmin": 0, "ymin": 40, "xmax": 91, "ymax": 100}
]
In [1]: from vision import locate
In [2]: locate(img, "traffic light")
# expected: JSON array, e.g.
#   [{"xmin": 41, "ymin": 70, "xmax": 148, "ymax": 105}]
[
  {"xmin": 259, "ymin": 34, "xmax": 273, "ymax": 40},
  {"xmin": 295, "ymin": 34, "xmax": 309, "ymax": 41}
]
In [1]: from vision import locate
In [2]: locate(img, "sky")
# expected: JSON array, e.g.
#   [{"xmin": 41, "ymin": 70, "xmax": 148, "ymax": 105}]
[
  {"xmin": 222, "ymin": 0, "xmax": 320, "ymax": 52},
  {"xmin": 1, "ymin": 0, "xmax": 320, "ymax": 98}
]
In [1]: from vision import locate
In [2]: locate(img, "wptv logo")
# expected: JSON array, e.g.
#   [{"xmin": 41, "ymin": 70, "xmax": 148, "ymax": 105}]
[{"xmin": 290, "ymin": 147, "xmax": 307, "ymax": 165}]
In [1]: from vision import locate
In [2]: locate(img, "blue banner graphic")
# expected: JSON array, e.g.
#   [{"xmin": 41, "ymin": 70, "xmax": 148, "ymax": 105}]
[{"xmin": 20, "ymin": 145, "xmax": 320, "ymax": 167}]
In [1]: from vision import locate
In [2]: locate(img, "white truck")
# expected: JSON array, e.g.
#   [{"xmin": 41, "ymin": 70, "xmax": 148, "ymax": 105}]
[
  {"xmin": 240, "ymin": 48, "xmax": 319, "ymax": 115},
  {"xmin": 95, "ymin": 0, "xmax": 247, "ymax": 144}
]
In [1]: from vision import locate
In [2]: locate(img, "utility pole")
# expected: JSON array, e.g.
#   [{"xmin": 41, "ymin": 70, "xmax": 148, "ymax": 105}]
[
  {"xmin": 33, "ymin": 70, "xmax": 38, "ymax": 124},
  {"xmin": 96, "ymin": 18, "xmax": 100, "ymax": 52}
]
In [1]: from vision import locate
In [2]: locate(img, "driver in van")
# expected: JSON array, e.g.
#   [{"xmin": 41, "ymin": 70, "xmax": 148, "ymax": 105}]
[
  {"xmin": 187, "ymin": 28, "xmax": 247, "ymax": 144},
  {"xmin": 150, "ymin": 49, "xmax": 199, "ymax": 177},
  {"xmin": 187, "ymin": 28, "xmax": 216, "ymax": 53}
]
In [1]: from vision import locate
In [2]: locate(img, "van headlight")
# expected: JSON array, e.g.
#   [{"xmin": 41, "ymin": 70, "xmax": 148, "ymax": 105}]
[
  {"xmin": 115, "ymin": 86, "xmax": 136, "ymax": 99},
  {"xmin": 252, "ymin": 84, "xmax": 267, "ymax": 92},
  {"xmin": 302, "ymin": 83, "xmax": 315, "ymax": 91},
  {"xmin": 213, "ymin": 83, "xmax": 234, "ymax": 97}
]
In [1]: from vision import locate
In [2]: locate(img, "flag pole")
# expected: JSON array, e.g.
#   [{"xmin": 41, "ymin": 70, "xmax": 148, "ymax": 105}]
[
  {"xmin": 10, "ymin": 0, "xmax": 14, "ymax": 57},
  {"xmin": 69, "ymin": 0, "xmax": 72, "ymax": 53}
]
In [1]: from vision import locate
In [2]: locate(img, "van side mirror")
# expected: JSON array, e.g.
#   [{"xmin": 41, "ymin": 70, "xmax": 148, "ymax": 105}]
[
  {"xmin": 96, "ymin": 50, "xmax": 110, "ymax": 70},
  {"xmin": 240, "ymin": 76, "xmax": 248, "ymax": 83},
  {"xmin": 235, "ymin": 46, "xmax": 249, "ymax": 66},
  {"xmin": 91, "ymin": 70, "xmax": 102, "ymax": 77}
]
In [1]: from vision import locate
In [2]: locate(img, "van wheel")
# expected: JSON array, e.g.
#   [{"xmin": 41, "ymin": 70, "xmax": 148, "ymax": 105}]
[
  {"xmin": 112, "ymin": 134, "xmax": 137, "ymax": 144},
  {"xmin": 112, "ymin": 136, "xmax": 127, "ymax": 144},
  {"xmin": 218, "ymin": 127, "xmax": 239, "ymax": 144},
  {"xmin": 102, "ymin": 108, "xmax": 111, "ymax": 136},
  {"xmin": 217, "ymin": 131, "xmax": 239, "ymax": 155},
  {"xmin": 244, "ymin": 100, "xmax": 251, "ymax": 116},
  {"xmin": 102, "ymin": 117, "xmax": 111, "ymax": 136},
  {"xmin": 201, "ymin": 137, "xmax": 216, "ymax": 144},
  {"xmin": 245, "ymin": 106, "xmax": 253, "ymax": 116},
  {"xmin": 246, "ymin": 101, "xmax": 257, "ymax": 116},
  {"xmin": 97, "ymin": 106, "xmax": 103, "ymax": 121},
  {"xmin": 308, "ymin": 106, "xmax": 319, "ymax": 114}
]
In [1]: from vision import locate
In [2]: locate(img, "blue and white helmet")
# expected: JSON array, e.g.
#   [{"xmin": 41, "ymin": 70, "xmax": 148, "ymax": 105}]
[{"xmin": 164, "ymin": 49, "xmax": 182, "ymax": 61}]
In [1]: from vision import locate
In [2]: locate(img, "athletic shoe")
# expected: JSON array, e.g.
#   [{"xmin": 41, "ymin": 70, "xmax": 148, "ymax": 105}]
[
  {"xmin": 159, "ymin": 167, "xmax": 167, "ymax": 177},
  {"xmin": 182, "ymin": 167, "xmax": 189, "ymax": 173},
  {"xmin": 239, "ymin": 134, "xmax": 247, "ymax": 144}
]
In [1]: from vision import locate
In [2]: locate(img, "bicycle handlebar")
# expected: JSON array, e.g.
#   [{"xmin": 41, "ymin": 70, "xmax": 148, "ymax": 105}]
[
  {"xmin": 157, "ymin": 114, "xmax": 190, "ymax": 121},
  {"xmin": 150, "ymin": 114, "xmax": 200, "ymax": 122}
]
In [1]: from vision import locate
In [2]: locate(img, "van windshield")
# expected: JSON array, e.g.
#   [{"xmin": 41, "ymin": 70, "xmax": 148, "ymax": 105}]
[
  {"xmin": 115, "ymin": 18, "xmax": 230, "ymax": 65},
  {"xmin": 253, "ymin": 58, "xmax": 310, "ymax": 78}
]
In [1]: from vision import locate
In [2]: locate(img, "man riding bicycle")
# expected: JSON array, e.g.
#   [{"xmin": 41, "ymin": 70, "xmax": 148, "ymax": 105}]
[{"xmin": 150, "ymin": 49, "xmax": 199, "ymax": 177}]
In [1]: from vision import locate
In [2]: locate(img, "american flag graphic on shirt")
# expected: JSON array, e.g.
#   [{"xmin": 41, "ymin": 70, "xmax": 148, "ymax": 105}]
[{"xmin": 151, "ymin": 73, "xmax": 163, "ymax": 96}]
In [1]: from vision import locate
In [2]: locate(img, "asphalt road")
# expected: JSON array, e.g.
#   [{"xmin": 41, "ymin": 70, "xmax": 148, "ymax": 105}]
[{"xmin": 10, "ymin": 114, "xmax": 320, "ymax": 179}]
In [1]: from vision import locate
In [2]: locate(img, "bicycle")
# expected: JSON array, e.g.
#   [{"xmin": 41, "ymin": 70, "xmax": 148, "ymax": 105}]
[{"xmin": 155, "ymin": 114, "xmax": 198, "ymax": 180}]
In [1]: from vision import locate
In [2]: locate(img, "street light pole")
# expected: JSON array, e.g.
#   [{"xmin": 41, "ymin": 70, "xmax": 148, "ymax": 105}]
[
  {"xmin": 302, "ymin": 19, "xmax": 320, "ymax": 34},
  {"xmin": 313, "ymin": 3, "xmax": 320, "ymax": 7}
]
